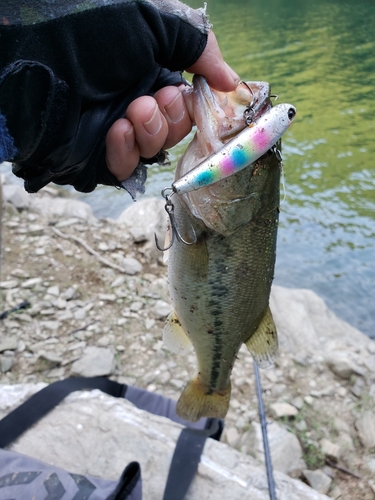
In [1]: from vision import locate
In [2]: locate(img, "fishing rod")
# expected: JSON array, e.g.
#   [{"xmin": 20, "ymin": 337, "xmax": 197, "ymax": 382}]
[{"xmin": 253, "ymin": 361, "xmax": 277, "ymax": 500}]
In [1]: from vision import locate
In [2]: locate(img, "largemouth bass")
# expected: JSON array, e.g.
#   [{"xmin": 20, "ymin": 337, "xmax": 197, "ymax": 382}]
[{"xmin": 163, "ymin": 76, "xmax": 295, "ymax": 422}]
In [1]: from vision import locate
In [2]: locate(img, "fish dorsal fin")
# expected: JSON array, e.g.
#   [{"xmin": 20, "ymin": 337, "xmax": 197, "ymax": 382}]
[
  {"xmin": 245, "ymin": 306, "xmax": 278, "ymax": 368},
  {"xmin": 163, "ymin": 310, "xmax": 192, "ymax": 354}
]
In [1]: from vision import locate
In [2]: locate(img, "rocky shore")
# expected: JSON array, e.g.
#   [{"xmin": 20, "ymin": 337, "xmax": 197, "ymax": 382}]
[{"xmin": 0, "ymin": 171, "xmax": 374, "ymax": 499}]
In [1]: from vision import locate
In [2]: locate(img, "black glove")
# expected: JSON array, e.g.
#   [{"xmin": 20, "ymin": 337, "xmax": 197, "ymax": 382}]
[{"xmin": 0, "ymin": 0, "xmax": 209, "ymax": 193}]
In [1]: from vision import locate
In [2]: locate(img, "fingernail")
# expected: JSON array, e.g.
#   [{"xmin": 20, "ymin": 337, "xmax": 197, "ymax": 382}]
[
  {"xmin": 165, "ymin": 92, "xmax": 185, "ymax": 123},
  {"xmin": 144, "ymin": 105, "xmax": 163, "ymax": 136},
  {"xmin": 225, "ymin": 63, "xmax": 240, "ymax": 85},
  {"xmin": 125, "ymin": 129, "xmax": 134, "ymax": 151}
]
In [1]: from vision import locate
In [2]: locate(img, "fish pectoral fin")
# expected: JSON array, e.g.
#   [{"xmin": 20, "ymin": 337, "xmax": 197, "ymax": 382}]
[
  {"xmin": 245, "ymin": 306, "xmax": 278, "ymax": 368},
  {"xmin": 176, "ymin": 378, "xmax": 231, "ymax": 422},
  {"xmin": 163, "ymin": 311, "xmax": 192, "ymax": 354}
]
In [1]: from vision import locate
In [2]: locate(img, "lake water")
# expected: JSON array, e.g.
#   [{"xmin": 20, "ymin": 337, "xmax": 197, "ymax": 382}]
[{"xmin": 4, "ymin": 0, "xmax": 375, "ymax": 338}]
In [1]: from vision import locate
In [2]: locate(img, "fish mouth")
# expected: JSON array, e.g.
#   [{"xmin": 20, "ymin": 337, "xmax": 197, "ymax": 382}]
[{"xmin": 193, "ymin": 76, "xmax": 272, "ymax": 141}]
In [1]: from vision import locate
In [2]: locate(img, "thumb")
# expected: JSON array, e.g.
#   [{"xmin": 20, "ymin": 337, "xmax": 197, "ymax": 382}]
[{"xmin": 186, "ymin": 31, "xmax": 240, "ymax": 92}]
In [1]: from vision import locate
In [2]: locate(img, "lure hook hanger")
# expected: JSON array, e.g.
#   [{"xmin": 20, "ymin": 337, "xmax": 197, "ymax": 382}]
[
  {"xmin": 155, "ymin": 188, "xmax": 197, "ymax": 251},
  {"xmin": 240, "ymin": 81, "xmax": 259, "ymax": 125}
]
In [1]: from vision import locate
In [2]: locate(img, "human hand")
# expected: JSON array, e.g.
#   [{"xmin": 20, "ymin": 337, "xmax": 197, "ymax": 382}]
[{"xmin": 105, "ymin": 31, "xmax": 239, "ymax": 182}]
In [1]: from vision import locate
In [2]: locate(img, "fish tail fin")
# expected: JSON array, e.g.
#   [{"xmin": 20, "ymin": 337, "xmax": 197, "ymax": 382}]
[
  {"xmin": 245, "ymin": 306, "xmax": 278, "ymax": 368},
  {"xmin": 176, "ymin": 378, "xmax": 231, "ymax": 422}
]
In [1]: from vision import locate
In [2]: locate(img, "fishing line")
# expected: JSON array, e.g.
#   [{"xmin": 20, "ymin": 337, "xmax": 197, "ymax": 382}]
[
  {"xmin": 280, "ymin": 166, "xmax": 287, "ymax": 206},
  {"xmin": 253, "ymin": 361, "xmax": 278, "ymax": 500}
]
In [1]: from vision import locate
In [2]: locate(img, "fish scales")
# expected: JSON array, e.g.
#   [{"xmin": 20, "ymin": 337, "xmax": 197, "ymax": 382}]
[
  {"xmin": 168, "ymin": 156, "xmax": 279, "ymax": 412},
  {"xmin": 163, "ymin": 76, "xmax": 294, "ymax": 422}
]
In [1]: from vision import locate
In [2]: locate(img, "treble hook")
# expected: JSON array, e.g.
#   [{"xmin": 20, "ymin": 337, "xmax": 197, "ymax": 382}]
[
  {"xmin": 154, "ymin": 188, "xmax": 197, "ymax": 251},
  {"xmin": 240, "ymin": 81, "xmax": 258, "ymax": 125}
]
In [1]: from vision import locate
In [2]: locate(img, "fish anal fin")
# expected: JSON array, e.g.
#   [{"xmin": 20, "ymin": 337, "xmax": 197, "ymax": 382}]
[
  {"xmin": 245, "ymin": 306, "xmax": 278, "ymax": 368},
  {"xmin": 176, "ymin": 378, "xmax": 231, "ymax": 422},
  {"xmin": 163, "ymin": 311, "xmax": 192, "ymax": 354}
]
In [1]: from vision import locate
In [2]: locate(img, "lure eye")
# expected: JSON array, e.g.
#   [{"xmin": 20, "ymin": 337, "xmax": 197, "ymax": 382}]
[{"xmin": 288, "ymin": 107, "xmax": 296, "ymax": 120}]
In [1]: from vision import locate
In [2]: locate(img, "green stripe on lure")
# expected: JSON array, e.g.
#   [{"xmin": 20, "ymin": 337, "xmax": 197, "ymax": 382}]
[{"xmin": 172, "ymin": 102, "xmax": 296, "ymax": 195}]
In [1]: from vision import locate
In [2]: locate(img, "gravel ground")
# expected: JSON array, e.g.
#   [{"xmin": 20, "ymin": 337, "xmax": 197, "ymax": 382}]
[{"xmin": 0, "ymin": 188, "xmax": 374, "ymax": 500}]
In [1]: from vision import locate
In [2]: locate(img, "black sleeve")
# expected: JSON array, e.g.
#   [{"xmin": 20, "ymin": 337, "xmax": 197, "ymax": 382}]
[{"xmin": 0, "ymin": 0, "xmax": 209, "ymax": 193}]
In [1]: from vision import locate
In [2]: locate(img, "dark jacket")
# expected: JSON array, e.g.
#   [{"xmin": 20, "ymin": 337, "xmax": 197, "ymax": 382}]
[{"xmin": 0, "ymin": 0, "xmax": 209, "ymax": 192}]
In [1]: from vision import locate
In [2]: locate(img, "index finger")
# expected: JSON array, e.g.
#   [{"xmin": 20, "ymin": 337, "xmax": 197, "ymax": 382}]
[{"xmin": 185, "ymin": 31, "xmax": 240, "ymax": 92}]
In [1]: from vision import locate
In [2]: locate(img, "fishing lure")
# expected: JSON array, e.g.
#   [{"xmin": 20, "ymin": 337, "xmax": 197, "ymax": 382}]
[{"xmin": 172, "ymin": 103, "xmax": 296, "ymax": 195}]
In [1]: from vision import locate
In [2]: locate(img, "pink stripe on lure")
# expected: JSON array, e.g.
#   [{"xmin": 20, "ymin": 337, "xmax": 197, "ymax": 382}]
[{"xmin": 172, "ymin": 103, "xmax": 296, "ymax": 195}]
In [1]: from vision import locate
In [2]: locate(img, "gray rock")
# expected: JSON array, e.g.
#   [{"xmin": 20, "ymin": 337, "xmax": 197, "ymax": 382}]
[
  {"xmin": 40, "ymin": 320, "xmax": 60, "ymax": 331},
  {"xmin": 98, "ymin": 293, "xmax": 117, "ymax": 302},
  {"xmin": 145, "ymin": 318, "xmax": 156, "ymax": 330},
  {"xmin": 366, "ymin": 458, "xmax": 375, "ymax": 473},
  {"xmin": 110, "ymin": 276, "xmax": 125, "ymax": 288},
  {"xmin": 46, "ymin": 285, "xmax": 60, "ymax": 296},
  {"xmin": 270, "ymin": 286, "xmax": 369, "ymax": 355},
  {"xmin": 61, "ymin": 287, "xmax": 78, "ymax": 300},
  {"xmin": 270, "ymin": 402, "xmax": 298, "ymax": 418},
  {"xmin": 325, "ymin": 353, "xmax": 364, "ymax": 379},
  {"xmin": 225, "ymin": 426, "xmax": 241, "ymax": 448},
  {"xmin": 0, "ymin": 279, "xmax": 19, "ymax": 289},
  {"xmin": 70, "ymin": 347, "xmax": 115, "ymax": 377},
  {"xmin": 21, "ymin": 277, "xmax": 43, "ymax": 289},
  {"xmin": 337, "ymin": 431, "xmax": 355, "ymax": 452},
  {"xmin": 27, "ymin": 224, "xmax": 44, "ymax": 236},
  {"xmin": 310, "ymin": 386, "xmax": 335, "ymax": 398},
  {"xmin": 147, "ymin": 277, "xmax": 170, "ymax": 302},
  {"xmin": 121, "ymin": 257, "xmax": 143, "ymax": 275},
  {"xmin": 29, "ymin": 196, "xmax": 95, "ymax": 221},
  {"xmin": 10, "ymin": 268, "xmax": 30, "ymax": 278},
  {"xmin": 74, "ymin": 308, "xmax": 87, "ymax": 320},
  {"xmin": 152, "ymin": 300, "xmax": 172, "ymax": 319},
  {"xmin": 97, "ymin": 335, "xmax": 111, "ymax": 347},
  {"xmin": 46, "ymin": 367, "xmax": 65, "ymax": 379},
  {"xmin": 304, "ymin": 396, "xmax": 314, "ymax": 406},
  {"xmin": 351, "ymin": 376, "xmax": 365, "ymax": 398},
  {"xmin": 355, "ymin": 411, "xmax": 375, "ymax": 449},
  {"xmin": 1, "ymin": 356, "xmax": 13, "ymax": 373},
  {"xmin": 116, "ymin": 197, "xmax": 166, "ymax": 245},
  {"xmin": 328, "ymin": 485, "xmax": 342, "ymax": 500},
  {"xmin": 242, "ymin": 421, "xmax": 306, "ymax": 477},
  {"xmin": 33, "ymin": 352, "xmax": 63, "ymax": 372},
  {"xmin": 295, "ymin": 420, "xmax": 308, "ymax": 432},
  {"xmin": 1, "ymin": 385, "xmax": 329, "ymax": 500},
  {"xmin": 364, "ymin": 356, "xmax": 375, "ymax": 373},
  {"xmin": 291, "ymin": 397, "xmax": 304, "ymax": 410},
  {"xmin": 55, "ymin": 218, "xmax": 80, "ymax": 228},
  {"xmin": 333, "ymin": 417, "xmax": 351, "ymax": 434},
  {"xmin": 54, "ymin": 298, "xmax": 68, "ymax": 309},
  {"xmin": 2, "ymin": 184, "xmax": 30, "ymax": 209},
  {"xmin": 303, "ymin": 469, "xmax": 332, "ymax": 495},
  {"xmin": 170, "ymin": 378, "xmax": 184, "ymax": 389},
  {"xmin": 130, "ymin": 301, "xmax": 143, "ymax": 312},
  {"xmin": 320, "ymin": 438, "xmax": 340, "ymax": 462},
  {"xmin": 0, "ymin": 337, "xmax": 18, "ymax": 352}
]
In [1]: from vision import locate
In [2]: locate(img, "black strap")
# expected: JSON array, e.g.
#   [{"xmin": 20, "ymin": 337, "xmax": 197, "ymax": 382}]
[
  {"xmin": 0, "ymin": 376, "xmax": 125, "ymax": 448},
  {"xmin": 0, "ymin": 376, "xmax": 223, "ymax": 500},
  {"xmin": 162, "ymin": 419, "xmax": 221, "ymax": 500}
]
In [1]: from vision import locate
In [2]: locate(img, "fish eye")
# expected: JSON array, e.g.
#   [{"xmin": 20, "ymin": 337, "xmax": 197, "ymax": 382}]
[{"xmin": 288, "ymin": 107, "xmax": 296, "ymax": 120}]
